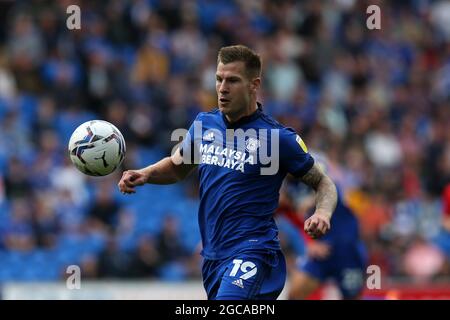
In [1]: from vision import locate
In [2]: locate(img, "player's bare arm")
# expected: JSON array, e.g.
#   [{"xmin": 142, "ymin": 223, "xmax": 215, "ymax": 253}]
[
  {"xmin": 300, "ymin": 163, "xmax": 337, "ymax": 238},
  {"xmin": 118, "ymin": 148, "xmax": 197, "ymax": 194}
]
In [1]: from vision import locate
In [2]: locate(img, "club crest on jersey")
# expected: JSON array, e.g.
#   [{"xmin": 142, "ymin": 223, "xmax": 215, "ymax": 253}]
[
  {"xmin": 245, "ymin": 137, "xmax": 260, "ymax": 153},
  {"xmin": 203, "ymin": 131, "xmax": 215, "ymax": 142}
]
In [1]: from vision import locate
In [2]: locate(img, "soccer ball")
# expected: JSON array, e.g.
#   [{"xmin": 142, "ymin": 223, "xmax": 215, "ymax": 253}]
[{"xmin": 68, "ymin": 120, "xmax": 126, "ymax": 176}]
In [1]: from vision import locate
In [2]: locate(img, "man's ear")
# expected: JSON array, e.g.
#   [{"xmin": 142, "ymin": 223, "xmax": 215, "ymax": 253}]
[{"xmin": 251, "ymin": 77, "xmax": 261, "ymax": 92}]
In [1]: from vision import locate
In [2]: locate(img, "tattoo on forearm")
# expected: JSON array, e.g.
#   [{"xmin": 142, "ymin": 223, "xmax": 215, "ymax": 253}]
[
  {"xmin": 300, "ymin": 165, "xmax": 323, "ymax": 189},
  {"xmin": 301, "ymin": 164, "xmax": 338, "ymax": 214},
  {"xmin": 149, "ymin": 167, "xmax": 159, "ymax": 178},
  {"xmin": 315, "ymin": 178, "xmax": 337, "ymax": 213}
]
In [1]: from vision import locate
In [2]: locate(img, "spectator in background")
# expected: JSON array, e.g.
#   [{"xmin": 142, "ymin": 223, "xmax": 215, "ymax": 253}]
[
  {"xmin": 0, "ymin": 48, "xmax": 17, "ymax": 101},
  {"xmin": 97, "ymin": 232, "xmax": 132, "ymax": 279},
  {"xmin": 403, "ymin": 236, "xmax": 445, "ymax": 283},
  {"xmin": 433, "ymin": 184, "xmax": 450, "ymax": 276},
  {"xmin": 0, "ymin": 0, "xmax": 448, "ymax": 286},
  {"xmin": 7, "ymin": 13, "xmax": 44, "ymax": 93},
  {"xmin": 4, "ymin": 157, "xmax": 31, "ymax": 200},
  {"xmin": 129, "ymin": 234, "xmax": 161, "ymax": 278},
  {"xmin": 87, "ymin": 180, "xmax": 120, "ymax": 231},
  {"xmin": 31, "ymin": 193, "xmax": 59, "ymax": 249},
  {"xmin": 156, "ymin": 215, "xmax": 189, "ymax": 266},
  {"xmin": 3, "ymin": 198, "xmax": 35, "ymax": 251}
]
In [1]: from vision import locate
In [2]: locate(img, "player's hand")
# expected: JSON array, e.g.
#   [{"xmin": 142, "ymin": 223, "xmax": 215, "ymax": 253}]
[
  {"xmin": 307, "ymin": 241, "xmax": 331, "ymax": 259},
  {"xmin": 304, "ymin": 210, "xmax": 331, "ymax": 239},
  {"xmin": 118, "ymin": 170, "xmax": 148, "ymax": 194}
]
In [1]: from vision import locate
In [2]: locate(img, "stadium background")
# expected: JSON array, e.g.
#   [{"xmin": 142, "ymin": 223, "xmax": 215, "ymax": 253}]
[{"xmin": 0, "ymin": 0, "xmax": 449, "ymax": 299}]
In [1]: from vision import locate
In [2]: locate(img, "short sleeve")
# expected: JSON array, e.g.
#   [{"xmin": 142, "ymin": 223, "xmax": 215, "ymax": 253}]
[
  {"xmin": 179, "ymin": 114, "xmax": 202, "ymax": 164},
  {"xmin": 280, "ymin": 128, "xmax": 314, "ymax": 177}
]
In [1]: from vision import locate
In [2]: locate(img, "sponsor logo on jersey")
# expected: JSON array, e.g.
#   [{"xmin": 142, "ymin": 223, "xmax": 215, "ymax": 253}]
[
  {"xmin": 202, "ymin": 131, "xmax": 215, "ymax": 142},
  {"xmin": 199, "ymin": 144, "xmax": 255, "ymax": 173}
]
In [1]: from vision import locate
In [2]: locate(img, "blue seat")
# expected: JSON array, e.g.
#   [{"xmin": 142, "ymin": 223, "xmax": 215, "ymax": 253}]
[
  {"xmin": 0, "ymin": 265, "xmax": 15, "ymax": 282},
  {"xmin": 18, "ymin": 94, "xmax": 38, "ymax": 127},
  {"xmin": 117, "ymin": 233, "xmax": 139, "ymax": 252},
  {"xmin": 55, "ymin": 248, "xmax": 81, "ymax": 267},
  {"xmin": 158, "ymin": 262, "xmax": 187, "ymax": 282}
]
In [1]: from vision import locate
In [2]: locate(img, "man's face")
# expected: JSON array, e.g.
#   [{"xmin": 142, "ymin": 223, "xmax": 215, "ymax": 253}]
[{"xmin": 216, "ymin": 61, "xmax": 255, "ymax": 118}]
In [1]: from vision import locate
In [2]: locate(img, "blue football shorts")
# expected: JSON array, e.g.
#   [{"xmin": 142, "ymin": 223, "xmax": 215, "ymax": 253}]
[
  {"xmin": 298, "ymin": 241, "xmax": 368, "ymax": 299},
  {"xmin": 202, "ymin": 249, "xmax": 286, "ymax": 300}
]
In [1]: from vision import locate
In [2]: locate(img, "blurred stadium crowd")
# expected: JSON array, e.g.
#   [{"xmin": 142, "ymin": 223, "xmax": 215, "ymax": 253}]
[{"xmin": 0, "ymin": 0, "xmax": 449, "ymax": 286}]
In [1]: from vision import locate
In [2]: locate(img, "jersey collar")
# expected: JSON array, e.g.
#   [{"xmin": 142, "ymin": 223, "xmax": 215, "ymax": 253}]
[{"xmin": 222, "ymin": 102, "xmax": 263, "ymax": 128}]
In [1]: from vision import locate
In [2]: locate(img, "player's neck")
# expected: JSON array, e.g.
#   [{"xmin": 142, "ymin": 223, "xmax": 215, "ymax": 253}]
[{"xmin": 225, "ymin": 102, "xmax": 258, "ymax": 124}]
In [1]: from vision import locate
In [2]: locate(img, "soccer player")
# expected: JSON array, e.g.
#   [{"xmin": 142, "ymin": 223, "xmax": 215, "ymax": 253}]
[
  {"xmin": 282, "ymin": 153, "xmax": 368, "ymax": 300},
  {"xmin": 118, "ymin": 45, "xmax": 338, "ymax": 300},
  {"xmin": 433, "ymin": 184, "xmax": 450, "ymax": 261}
]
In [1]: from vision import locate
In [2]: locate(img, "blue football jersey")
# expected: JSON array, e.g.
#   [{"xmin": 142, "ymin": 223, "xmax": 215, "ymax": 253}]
[{"xmin": 181, "ymin": 105, "xmax": 314, "ymax": 259}]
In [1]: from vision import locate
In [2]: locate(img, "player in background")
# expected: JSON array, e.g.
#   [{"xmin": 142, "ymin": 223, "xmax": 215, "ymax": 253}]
[
  {"xmin": 278, "ymin": 152, "xmax": 368, "ymax": 300},
  {"xmin": 433, "ymin": 184, "xmax": 450, "ymax": 265},
  {"xmin": 118, "ymin": 45, "xmax": 338, "ymax": 300}
]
